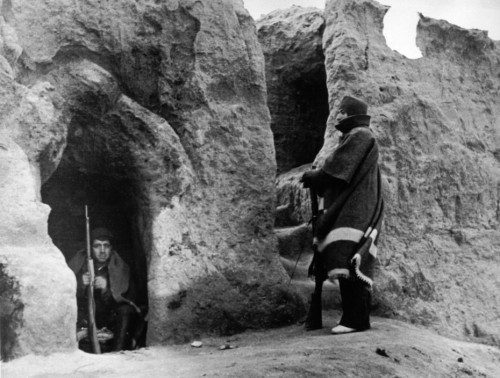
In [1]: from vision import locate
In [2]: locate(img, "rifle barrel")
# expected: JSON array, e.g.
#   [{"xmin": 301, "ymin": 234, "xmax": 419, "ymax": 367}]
[{"xmin": 85, "ymin": 205, "xmax": 101, "ymax": 354}]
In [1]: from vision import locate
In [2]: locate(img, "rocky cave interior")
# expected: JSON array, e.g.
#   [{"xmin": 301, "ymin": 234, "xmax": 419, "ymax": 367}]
[
  {"xmin": 40, "ymin": 111, "xmax": 150, "ymax": 347},
  {"xmin": 272, "ymin": 63, "xmax": 329, "ymax": 173}
]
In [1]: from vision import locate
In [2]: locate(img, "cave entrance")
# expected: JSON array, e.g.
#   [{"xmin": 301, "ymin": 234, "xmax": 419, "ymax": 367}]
[
  {"xmin": 41, "ymin": 114, "xmax": 149, "ymax": 351},
  {"xmin": 270, "ymin": 63, "xmax": 329, "ymax": 174}
]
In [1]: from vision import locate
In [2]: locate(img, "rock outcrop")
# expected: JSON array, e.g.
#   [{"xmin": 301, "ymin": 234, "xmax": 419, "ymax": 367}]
[
  {"xmin": 0, "ymin": 0, "xmax": 304, "ymax": 360},
  {"xmin": 322, "ymin": 0, "xmax": 500, "ymax": 345},
  {"xmin": 0, "ymin": 40, "xmax": 75, "ymax": 358},
  {"xmin": 257, "ymin": 7, "xmax": 328, "ymax": 174},
  {"xmin": 263, "ymin": 0, "xmax": 500, "ymax": 346}
]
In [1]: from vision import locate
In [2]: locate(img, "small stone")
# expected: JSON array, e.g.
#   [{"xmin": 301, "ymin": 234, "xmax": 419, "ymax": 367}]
[
  {"xmin": 191, "ymin": 341, "xmax": 203, "ymax": 348},
  {"xmin": 376, "ymin": 348, "xmax": 390, "ymax": 358},
  {"xmin": 219, "ymin": 344, "xmax": 237, "ymax": 350}
]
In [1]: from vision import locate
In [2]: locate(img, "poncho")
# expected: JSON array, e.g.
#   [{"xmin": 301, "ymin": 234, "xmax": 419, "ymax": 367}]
[{"xmin": 315, "ymin": 116, "xmax": 384, "ymax": 287}]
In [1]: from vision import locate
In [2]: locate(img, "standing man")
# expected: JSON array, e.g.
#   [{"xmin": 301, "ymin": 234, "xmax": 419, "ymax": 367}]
[
  {"xmin": 68, "ymin": 227, "xmax": 142, "ymax": 351},
  {"xmin": 301, "ymin": 95, "xmax": 384, "ymax": 334}
]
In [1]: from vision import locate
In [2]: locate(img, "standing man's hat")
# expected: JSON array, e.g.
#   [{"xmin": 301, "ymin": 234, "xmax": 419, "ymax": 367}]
[
  {"xmin": 91, "ymin": 227, "xmax": 114, "ymax": 241},
  {"xmin": 339, "ymin": 96, "xmax": 368, "ymax": 116}
]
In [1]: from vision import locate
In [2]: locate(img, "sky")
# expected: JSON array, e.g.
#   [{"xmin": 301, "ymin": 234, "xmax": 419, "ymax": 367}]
[{"xmin": 243, "ymin": 0, "xmax": 500, "ymax": 58}]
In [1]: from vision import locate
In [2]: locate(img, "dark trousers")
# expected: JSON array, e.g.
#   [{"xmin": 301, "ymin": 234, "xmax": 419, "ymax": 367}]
[
  {"xmin": 79, "ymin": 303, "xmax": 138, "ymax": 352},
  {"xmin": 111, "ymin": 303, "xmax": 137, "ymax": 351},
  {"xmin": 338, "ymin": 278, "xmax": 371, "ymax": 331}
]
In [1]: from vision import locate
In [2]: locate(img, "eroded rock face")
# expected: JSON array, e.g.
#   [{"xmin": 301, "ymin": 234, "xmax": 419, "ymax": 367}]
[
  {"xmin": 0, "ymin": 32, "xmax": 75, "ymax": 358},
  {"xmin": 0, "ymin": 136, "xmax": 76, "ymax": 359},
  {"xmin": 0, "ymin": 0, "xmax": 304, "ymax": 359},
  {"xmin": 257, "ymin": 7, "xmax": 328, "ymax": 174},
  {"xmin": 272, "ymin": 0, "xmax": 500, "ymax": 345},
  {"xmin": 323, "ymin": 0, "xmax": 500, "ymax": 344}
]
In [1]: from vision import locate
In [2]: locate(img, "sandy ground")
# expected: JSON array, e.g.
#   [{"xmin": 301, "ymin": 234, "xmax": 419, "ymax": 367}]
[{"xmin": 3, "ymin": 312, "xmax": 500, "ymax": 378}]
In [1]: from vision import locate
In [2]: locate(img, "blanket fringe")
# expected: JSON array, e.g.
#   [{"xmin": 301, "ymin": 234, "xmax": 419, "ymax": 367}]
[
  {"xmin": 351, "ymin": 253, "xmax": 373, "ymax": 287},
  {"xmin": 327, "ymin": 268, "xmax": 350, "ymax": 281}
]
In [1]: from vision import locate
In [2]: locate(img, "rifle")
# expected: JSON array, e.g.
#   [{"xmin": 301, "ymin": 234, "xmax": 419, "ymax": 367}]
[
  {"xmin": 304, "ymin": 174, "xmax": 326, "ymax": 331},
  {"xmin": 85, "ymin": 205, "xmax": 101, "ymax": 354}
]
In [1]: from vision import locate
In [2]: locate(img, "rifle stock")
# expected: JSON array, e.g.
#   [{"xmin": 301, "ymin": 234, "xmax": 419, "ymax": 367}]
[
  {"xmin": 305, "ymin": 176, "xmax": 324, "ymax": 330},
  {"xmin": 85, "ymin": 205, "xmax": 101, "ymax": 354}
]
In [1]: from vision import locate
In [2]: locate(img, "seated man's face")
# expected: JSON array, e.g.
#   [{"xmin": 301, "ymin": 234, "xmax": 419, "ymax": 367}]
[{"xmin": 92, "ymin": 238, "xmax": 112, "ymax": 264}]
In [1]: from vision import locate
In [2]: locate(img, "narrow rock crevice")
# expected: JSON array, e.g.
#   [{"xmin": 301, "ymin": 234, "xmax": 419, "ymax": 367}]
[{"xmin": 257, "ymin": 7, "xmax": 328, "ymax": 174}]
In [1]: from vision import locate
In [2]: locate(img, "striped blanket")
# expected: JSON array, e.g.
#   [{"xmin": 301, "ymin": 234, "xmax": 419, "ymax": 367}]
[{"xmin": 314, "ymin": 125, "xmax": 383, "ymax": 287}]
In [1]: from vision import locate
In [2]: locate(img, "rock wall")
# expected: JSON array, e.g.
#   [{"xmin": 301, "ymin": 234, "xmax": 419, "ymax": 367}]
[
  {"xmin": 0, "ymin": 0, "xmax": 304, "ymax": 360},
  {"xmin": 0, "ymin": 32, "xmax": 75, "ymax": 358},
  {"xmin": 266, "ymin": 0, "xmax": 500, "ymax": 345},
  {"xmin": 323, "ymin": 0, "xmax": 500, "ymax": 344}
]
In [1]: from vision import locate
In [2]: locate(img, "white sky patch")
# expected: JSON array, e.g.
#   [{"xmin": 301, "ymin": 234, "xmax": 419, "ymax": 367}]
[
  {"xmin": 380, "ymin": 2, "xmax": 422, "ymax": 59},
  {"xmin": 244, "ymin": 0, "xmax": 500, "ymax": 59},
  {"xmin": 378, "ymin": 0, "xmax": 500, "ymax": 58}
]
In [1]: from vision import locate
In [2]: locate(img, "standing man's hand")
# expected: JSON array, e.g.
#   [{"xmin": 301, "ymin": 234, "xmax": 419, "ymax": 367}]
[
  {"xmin": 301, "ymin": 169, "xmax": 326, "ymax": 189},
  {"xmin": 94, "ymin": 276, "xmax": 108, "ymax": 291},
  {"xmin": 82, "ymin": 272, "xmax": 90, "ymax": 286},
  {"xmin": 301, "ymin": 171, "xmax": 316, "ymax": 188}
]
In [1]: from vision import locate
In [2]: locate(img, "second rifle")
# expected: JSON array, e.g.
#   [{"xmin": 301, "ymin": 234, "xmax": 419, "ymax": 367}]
[{"xmin": 304, "ymin": 181, "xmax": 326, "ymax": 330}]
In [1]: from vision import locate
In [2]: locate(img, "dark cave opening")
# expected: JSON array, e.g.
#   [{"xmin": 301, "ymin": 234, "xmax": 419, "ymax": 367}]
[
  {"xmin": 271, "ymin": 64, "xmax": 329, "ymax": 174},
  {"xmin": 292, "ymin": 68, "xmax": 329, "ymax": 164},
  {"xmin": 41, "ymin": 115, "xmax": 149, "ymax": 350}
]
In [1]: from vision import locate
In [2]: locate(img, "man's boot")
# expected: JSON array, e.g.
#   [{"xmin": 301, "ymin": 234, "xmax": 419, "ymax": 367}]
[
  {"xmin": 113, "ymin": 314, "xmax": 132, "ymax": 351},
  {"xmin": 304, "ymin": 292, "xmax": 322, "ymax": 330}
]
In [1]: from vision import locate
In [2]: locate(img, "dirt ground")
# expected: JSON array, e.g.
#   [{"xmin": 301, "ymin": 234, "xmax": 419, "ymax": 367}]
[{"xmin": 3, "ymin": 312, "xmax": 500, "ymax": 378}]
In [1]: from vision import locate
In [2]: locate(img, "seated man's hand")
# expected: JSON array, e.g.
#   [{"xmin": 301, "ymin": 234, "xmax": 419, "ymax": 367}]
[
  {"xmin": 82, "ymin": 272, "xmax": 90, "ymax": 286},
  {"xmin": 76, "ymin": 327, "xmax": 88, "ymax": 342},
  {"xmin": 94, "ymin": 276, "xmax": 108, "ymax": 291},
  {"xmin": 97, "ymin": 327, "xmax": 114, "ymax": 342}
]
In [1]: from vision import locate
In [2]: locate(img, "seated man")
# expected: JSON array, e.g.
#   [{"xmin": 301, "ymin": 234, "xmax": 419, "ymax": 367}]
[{"xmin": 68, "ymin": 227, "xmax": 143, "ymax": 352}]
